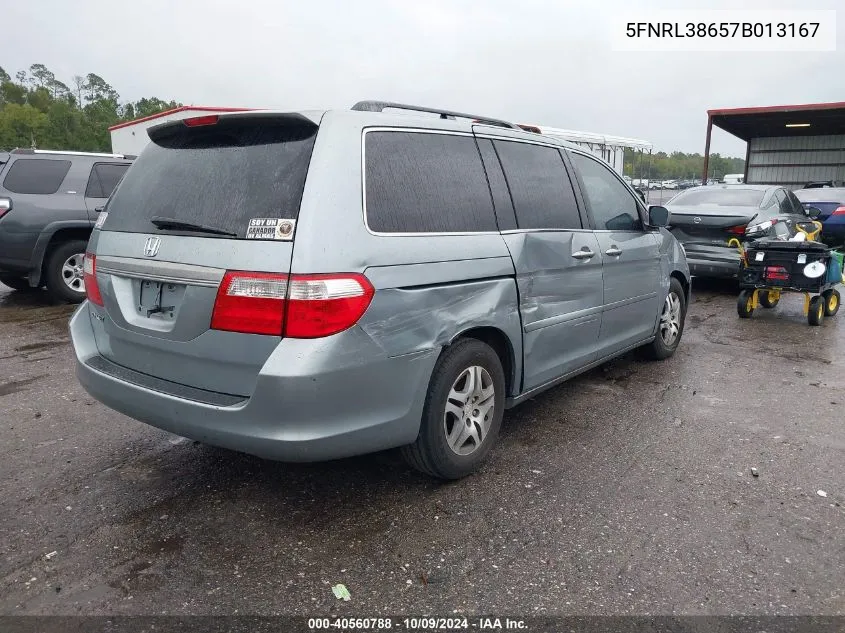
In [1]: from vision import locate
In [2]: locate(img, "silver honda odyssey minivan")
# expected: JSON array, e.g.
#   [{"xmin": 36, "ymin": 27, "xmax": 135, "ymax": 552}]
[{"xmin": 70, "ymin": 101, "xmax": 690, "ymax": 479}]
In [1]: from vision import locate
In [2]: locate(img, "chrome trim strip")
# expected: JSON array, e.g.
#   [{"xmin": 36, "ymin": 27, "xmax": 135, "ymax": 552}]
[
  {"xmin": 524, "ymin": 308, "xmax": 601, "ymax": 333},
  {"xmin": 474, "ymin": 132, "xmax": 569, "ymax": 150},
  {"xmin": 602, "ymin": 292, "xmax": 659, "ymax": 310},
  {"xmin": 500, "ymin": 228, "xmax": 595, "ymax": 235},
  {"xmin": 95, "ymin": 256, "xmax": 225, "ymax": 287},
  {"xmin": 33, "ymin": 149, "xmax": 128, "ymax": 159}
]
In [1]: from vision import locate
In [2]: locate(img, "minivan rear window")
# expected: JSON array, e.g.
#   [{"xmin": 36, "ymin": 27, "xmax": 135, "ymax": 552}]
[
  {"xmin": 365, "ymin": 131, "xmax": 497, "ymax": 233},
  {"xmin": 3, "ymin": 159, "xmax": 72, "ymax": 195},
  {"xmin": 102, "ymin": 116, "xmax": 317, "ymax": 238}
]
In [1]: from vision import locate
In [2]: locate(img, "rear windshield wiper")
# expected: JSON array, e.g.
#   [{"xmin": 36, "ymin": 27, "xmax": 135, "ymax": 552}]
[{"xmin": 150, "ymin": 216, "xmax": 237, "ymax": 237}]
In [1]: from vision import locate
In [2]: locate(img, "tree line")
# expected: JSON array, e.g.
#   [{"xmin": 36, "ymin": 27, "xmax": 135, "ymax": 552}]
[
  {"xmin": 625, "ymin": 149, "xmax": 745, "ymax": 182},
  {"xmin": 0, "ymin": 63, "xmax": 181, "ymax": 152}
]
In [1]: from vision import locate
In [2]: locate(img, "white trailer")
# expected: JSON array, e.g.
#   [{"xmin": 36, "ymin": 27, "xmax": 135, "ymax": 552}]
[{"xmin": 532, "ymin": 126, "xmax": 652, "ymax": 175}]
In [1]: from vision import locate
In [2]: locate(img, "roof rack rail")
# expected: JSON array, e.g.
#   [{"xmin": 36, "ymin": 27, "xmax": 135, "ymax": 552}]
[
  {"xmin": 351, "ymin": 100, "xmax": 521, "ymax": 130},
  {"xmin": 11, "ymin": 148, "xmax": 134, "ymax": 159}
]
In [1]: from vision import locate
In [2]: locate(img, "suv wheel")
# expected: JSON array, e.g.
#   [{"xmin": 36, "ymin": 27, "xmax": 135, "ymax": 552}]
[
  {"xmin": 401, "ymin": 338, "xmax": 505, "ymax": 479},
  {"xmin": 642, "ymin": 278, "xmax": 686, "ymax": 360},
  {"xmin": 44, "ymin": 240, "xmax": 89, "ymax": 303},
  {"xmin": 0, "ymin": 275, "xmax": 33, "ymax": 292}
]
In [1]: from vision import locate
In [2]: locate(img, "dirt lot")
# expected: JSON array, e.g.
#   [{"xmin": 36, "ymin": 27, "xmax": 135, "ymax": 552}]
[{"xmin": 0, "ymin": 280, "xmax": 842, "ymax": 616}]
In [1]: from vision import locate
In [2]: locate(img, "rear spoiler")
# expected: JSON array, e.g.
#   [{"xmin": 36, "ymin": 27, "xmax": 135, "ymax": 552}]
[{"xmin": 147, "ymin": 112, "xmax": 319, "ymax": 143}]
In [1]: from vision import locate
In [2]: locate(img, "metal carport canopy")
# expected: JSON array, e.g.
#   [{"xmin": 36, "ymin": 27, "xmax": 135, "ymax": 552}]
[{"xmin": 701, "ymin": 101, "xmax": 845, "ymax": 185}]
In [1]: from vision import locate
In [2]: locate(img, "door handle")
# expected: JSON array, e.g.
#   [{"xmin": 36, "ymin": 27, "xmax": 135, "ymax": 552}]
[
  {"xmin": 571, "ymin": 249, "xmax": 596, "ymax": 260},
  {"xmin": 605, "ymin": 246, "xmax": 622, "ymax": 256}
]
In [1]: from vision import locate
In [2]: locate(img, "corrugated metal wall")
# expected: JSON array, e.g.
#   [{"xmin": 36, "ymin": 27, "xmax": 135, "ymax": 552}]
[{"xmin": 747, "ymin": 135, "xmax": 845, "ymax": 190}]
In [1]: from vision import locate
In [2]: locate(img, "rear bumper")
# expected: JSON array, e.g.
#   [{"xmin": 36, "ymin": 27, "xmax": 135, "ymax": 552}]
[
  {"xmin": 684, "ymin": 245, "xmax": 741, "ymax": 278},
  {"xmin": 70, "ymin": 304, "xmax": 438, "ymax": 462}
]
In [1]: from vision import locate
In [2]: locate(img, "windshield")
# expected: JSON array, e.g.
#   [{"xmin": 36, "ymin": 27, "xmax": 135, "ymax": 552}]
[
  {"xmin": 669, "ymin": 188, "xmax": 765, "ymax": 207},
  {"xmin": 102, "ymin": 115, "xmax": 317, "ymax": 238}
]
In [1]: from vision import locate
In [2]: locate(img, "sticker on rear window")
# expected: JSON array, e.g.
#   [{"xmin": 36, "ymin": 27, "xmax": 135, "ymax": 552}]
[{"xmin": 246, "ymin": 218, "xmax": 296, "ymax": 241}]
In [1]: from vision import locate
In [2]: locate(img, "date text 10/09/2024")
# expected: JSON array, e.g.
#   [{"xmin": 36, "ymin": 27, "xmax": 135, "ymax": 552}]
[
  {"xmin": 626, "ymin": 22, "xmax": 820, "ymax": 38},
  {"xmin": 307, "ymin": 618, "xmax": 527, "ymax": 630}
]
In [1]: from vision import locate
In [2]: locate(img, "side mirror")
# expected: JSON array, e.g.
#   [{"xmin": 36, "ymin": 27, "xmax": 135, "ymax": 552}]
[
  {"xmin": 806, "ymin": 206, "xmax": 822, "ymax": 219},
  {"xmin": 648, "ymin": 205, "xmax": 670, "ymax": 227}
]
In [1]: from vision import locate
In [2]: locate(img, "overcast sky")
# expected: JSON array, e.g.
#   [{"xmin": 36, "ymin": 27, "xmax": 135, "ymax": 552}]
[{"xmin": 5, "ymin": 0, "xmax": 842, "ymax": 156}]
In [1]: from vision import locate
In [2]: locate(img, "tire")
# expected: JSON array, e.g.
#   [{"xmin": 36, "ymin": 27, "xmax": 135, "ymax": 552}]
[
  {"xmin": 808, "ymin": 296, "xmax": 825, "ymax": 326},
  {"xmin": 0, "ymin": 275, "xmax": 33, "ymax": 291},
  {"xmin": 737, "ymin": 289, "xmax": 755, "ymax": 319},
  {"xmin": 823, "ymin": 289, "xmax": 840, "ymax": 316},
  {"xmin": 44, "ymin": 239, "xmax": 89, "ymax": 304},
  {"xmin": 401, "ymin": 338, "xmax": 506, "ymax": 480},
  {"xmin": 759, "ymin": 290, "xmax": 779, "ymax": 309},
  {"xmin": 642, "ymin": 278, "xmax": 686, "ymax": 360}
]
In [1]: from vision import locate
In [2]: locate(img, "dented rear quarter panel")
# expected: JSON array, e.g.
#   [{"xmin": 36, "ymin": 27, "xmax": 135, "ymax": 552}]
[
  {"xmin": 292, "ymin": 111, "xmax": 526, "ymax": 397},
  {"xmin": 656, "ymin": 227, "xmax": 691, "ymax": 302}
]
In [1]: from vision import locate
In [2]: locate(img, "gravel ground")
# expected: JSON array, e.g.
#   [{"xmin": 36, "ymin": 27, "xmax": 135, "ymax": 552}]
[{"xmin": 0, "ymin": 280, "xmax": 842, "ymax": 617}]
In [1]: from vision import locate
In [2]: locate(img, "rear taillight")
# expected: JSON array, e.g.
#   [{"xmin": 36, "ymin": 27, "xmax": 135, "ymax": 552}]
[
  {"xmin": 211, "ymin": 272, "xmax": 288, "ymax": 335},
  {"xmin": 83, "ymin": 253, "xmax": 104, "ymax": 306},
  {"xmin": 0, "ymin": 197, "xmax": 11, "ymax": 219},
  {"xmin": 183, "ymin": 115, "xmax": 219, "ymax": 127},
  {"xmin": 285, "ymin": 274, "xmax": 375, "ymax": 338},
  {"xmin": 764, "ymin": 266, "xmax": 789, "ymax": 281},
  {"xmin": 727, "ymin": 225, "xmax": 747, "ymax": 235},
  {"xmin": 832, "ymin": 206, "xmax": 845, "ymax": 216},
  {"xmin": 210, "ymin": 272, "xmax": 374, "ymax": 338}
]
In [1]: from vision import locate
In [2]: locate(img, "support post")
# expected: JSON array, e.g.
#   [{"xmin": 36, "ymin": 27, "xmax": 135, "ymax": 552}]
[{"xmin": 702, "ymin": 115, "xmax": 713, "ymax": 185}]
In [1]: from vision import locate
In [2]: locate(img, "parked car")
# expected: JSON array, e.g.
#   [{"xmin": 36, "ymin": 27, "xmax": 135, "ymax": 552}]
[
  {"xmin": 0, "ymin": 149, "xmax": 134, "ymax": 302},
  {"xmin": 794, "ymin": 187, "xmax": 845, "ymax": 244},
  {"xmin": 662, "ymin": 180, "xmax": 679, "ymax": 190},
  {"xmin": 803, "ymin": 181, "xmax": 843, "ymax": 189},
  {"xmin": 666, "ymin": 185, "xmax": 815, "ymax": 278},
  {"xmin": 649, "ymin": 180, "xmax": 663, "ymax": 190},
  {"xmin": 722, "ymin": 174, "xmax": 744, "ymax": 184},
  {"xmin": 70, "ymin": 102, "xmax": 690, "ymax": 479}
]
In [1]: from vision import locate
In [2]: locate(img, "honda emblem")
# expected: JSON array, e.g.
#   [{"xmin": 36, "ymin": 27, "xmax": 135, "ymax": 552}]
[{"xmin": 143, "ymin": 236, "xmax": 161, "ymax": 258}]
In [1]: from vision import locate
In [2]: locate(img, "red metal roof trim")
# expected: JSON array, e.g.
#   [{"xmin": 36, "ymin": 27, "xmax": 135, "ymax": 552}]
[
  {"xmin": 707, "ymin": 101, "xmax": 845, "ymax": 117},
  {"xmin": 108, "ymin": 106, "xmax": 255, "ymax": 131}
]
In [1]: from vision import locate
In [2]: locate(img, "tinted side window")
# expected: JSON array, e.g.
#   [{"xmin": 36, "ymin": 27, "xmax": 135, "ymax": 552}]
[
  {"xmin": 760, "ymin": 190, "xmax": 779, "ymax": 211},
  {"xmin": 3, "ymin": 159, "xmax": 72, "ymax": 194},
  {"xmin": 785, "ymin": 190, "xmax": 805, "ymax": 215},
  {"xmin": 774, "ymin": 189, "xmax": 793, "ymax": 215},
  {"xmin": 86, "ymin": 163, "xmax": 130, "ymax": 198},
  {"xmin": 365, "ymin": 131, "xmax": 496, "ymax": 233},
  {"xmin": 569, "ymin": 152, "xmax": 642, "ymax": 231},
  {"xmin": 493, "ymin": 141, "xmax": 581, "ymax": 230},
  {"xmin": 476, "ymin": 139, "xmax": 516, "ymax": 231}
]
